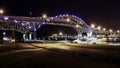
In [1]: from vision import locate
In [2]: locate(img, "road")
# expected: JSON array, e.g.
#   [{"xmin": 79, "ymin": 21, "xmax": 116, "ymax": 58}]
[{"xmin": 0, "ymin": 42, "xmax": 120, "ymax": 68}]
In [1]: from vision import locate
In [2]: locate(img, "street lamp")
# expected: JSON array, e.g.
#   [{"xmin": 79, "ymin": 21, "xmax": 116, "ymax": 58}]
[
  {"xmin": 42, "ymin": 14, "xmax": 47, "ymax": 18},
  {"xmin": 0, "ymin": 9, "xmax": 4, "ymax": 15},
  {"xmin": 97, "ymin": 26, "xmax": 101, "ymax": 30},
  {"xmin": 103, "ymin": 28, "xmax": 106, "ymax": 31},
  {"xmin": 3, "ymin": 32, "xmax": 5, "ymax": 35},
  {"xmin": 91, "ymin": 24, "xmax": 95, "ymax": 28},
  {"xmin": 59, "ymin": 32, "xmax": 63, "ymax": 36},
  {"xmin": 66, "ymin": 18, "xmax": 70, "ymax": 22},
  {"xmin": 117, "ymin": 30, "xmax": 120, "ymax": 33},
  {"xmin": 109, "ymin": 29, "xmax": 112, "ymax": 32},
  {"xmin": 76, "ymin": 24, "xmax": 79, "ymax": 28}
]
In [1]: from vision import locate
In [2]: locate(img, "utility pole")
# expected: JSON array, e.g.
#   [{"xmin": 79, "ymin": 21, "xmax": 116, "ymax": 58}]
[{"xmin": 0, "ymin": 9, "xmax": 4, "ymax": 44}]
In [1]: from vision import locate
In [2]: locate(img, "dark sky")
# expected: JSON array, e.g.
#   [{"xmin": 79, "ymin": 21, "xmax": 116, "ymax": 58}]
[{"xmin": 0, "ymin": 0, "xmax": 120, "ymax": 30}]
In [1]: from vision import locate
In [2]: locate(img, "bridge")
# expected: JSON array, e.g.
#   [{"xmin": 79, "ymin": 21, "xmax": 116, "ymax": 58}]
[{"xmin": 0, "ymin": 14, "xmax": 120, "ymax": 42}]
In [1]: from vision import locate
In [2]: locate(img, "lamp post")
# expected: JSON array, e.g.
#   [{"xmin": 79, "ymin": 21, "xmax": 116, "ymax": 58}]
[
  {"xmin": 30, "ymin": 12, "xmax": 36, "ymax": 40},
  {"xmin": 0, "ymin": 9, "xmax": 4, "ymax": 44}
]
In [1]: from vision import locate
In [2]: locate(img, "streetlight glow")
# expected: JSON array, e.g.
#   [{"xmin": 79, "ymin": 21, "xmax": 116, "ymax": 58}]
[
  {"xmin": 66, "ymin": 18, "xmax": 70, "ymax": 22},
  {"xmin": 117, "ymin": 30, "xmax": 120, "ymax": 33},
  {"xmin": 0, "ymin": 9, "xmax": 4, "ymax": 14},
  {"xmin": 109, "ymin": 29, "xmax": 112, "ymax": 32},
  {"xmin": 76, "ymin": 24, "xmax": 79, "ymax": 28},
  {"xmin": 103, "ymin": 28, "xmax": 106, "ymax": 31},
  {"xmin": 91, "ymin": 24, "xmax": 95, "ymax": 28},
  {"xmin": 3, "ymin": 32, "xmax": 6, "ymax": 35},
  {"xmin": 42, "ymin": 14, "xmax": 47, "ymax": 18},
  {"xmin": 97, "ymin": 26, "xmax": 101, "ymax": 30},
  {"xmin": 59, "ymin": 32, "xmax": 63, "ymax": 35}
]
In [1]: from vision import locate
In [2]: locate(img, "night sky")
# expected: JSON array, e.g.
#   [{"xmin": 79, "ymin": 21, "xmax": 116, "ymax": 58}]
[{"xmin": 1, "ymin": 0, "xmax": 120, "ymax": 30}]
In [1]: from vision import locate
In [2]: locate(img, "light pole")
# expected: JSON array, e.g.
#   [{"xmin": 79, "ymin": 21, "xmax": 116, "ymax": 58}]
[
  {"xmin": 0, "ymin": 9, "xmax": 4, "ymax": 44},
  {"xmin": 33, "ymin": 21, "xmax": 36, "ymax": 40},
  {"xmin": 75, "ymin": 24, "xmax": 82, "ymax": 39},
  {"xmin": 30, "ymin": 12, "xmax": 36, "ymax": 40}
]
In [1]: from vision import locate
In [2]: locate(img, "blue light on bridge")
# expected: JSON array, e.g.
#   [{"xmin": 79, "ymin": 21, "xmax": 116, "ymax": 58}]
[
  {"xmin": 28, "ymin": 26, "xmax": 31, "ymax": 29},
  {"xmin": 46, "ymin": 19, "xmax": 50, "ymax": 21},
  {"xmin": 59, "ymin": 15, "xmax": 62, "ymax": 17},
  {"xmin": 22, "ymin": 23, "xmax": 25, "ymax": 26},
  {"xmin": 34, "ymin": 28, "xmax": 36, "ymax": 31},
  {"xmin": 63, "ymin": 14, "xmax": 65, "ymax": 16},
  {"xmin": 38, "ymin": 25, "xmax": 41, "ymax": 28},
  {"xmin": 14, "ymin": 20, "xmax": 18, "ymax": 23},
  {"xmin": 65, "ymin": 14, "xmax": 69, "ymax": 16},
  {"xmin": 42, "ymin": 22, "xmax": 45, "ymax": 24},
  {"xmin": 4, "ymin": 16, "xmax": 9, "ymax": 20},
  {"xmin": 55, "ymin": 16, "xmax": 58, "ymax": 18}
]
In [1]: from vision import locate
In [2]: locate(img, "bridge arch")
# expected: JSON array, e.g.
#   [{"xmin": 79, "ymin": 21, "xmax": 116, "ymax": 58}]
[
  {"xmin": 37, "ymin": 14, "xmax": 90, "ymax": 38},
  {"xmin": 0, "ymin": 14, "xmax": 93, "ymax": 41}
]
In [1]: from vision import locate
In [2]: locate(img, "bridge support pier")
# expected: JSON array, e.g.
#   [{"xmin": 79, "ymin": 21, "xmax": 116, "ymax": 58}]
[
  {"xmin": 87, "ymin": 32, "xmax": 92, "ymax": 37},
  {"xmin": 77, "ymin": 33, "xmax": 82, "ymax": 39},
  {"xmin": 23, "ymin": 33, "xmax": 32, "ymax": 41},
  {"xmin": 29, "ymin": 33, "xmax": 32, "ymax": 40},
  {"xmin": 23, "ymin": 34, "xmax": 28, "ymax": 41}
]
